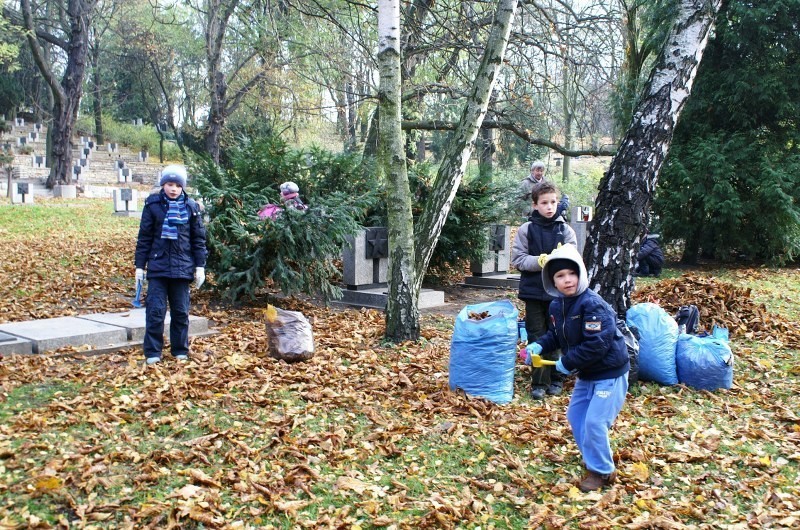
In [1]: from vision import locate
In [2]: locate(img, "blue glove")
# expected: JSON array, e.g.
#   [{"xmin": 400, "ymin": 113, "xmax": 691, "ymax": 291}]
[
  {"xmin": 522, "ymin": 343, "xmax": 543, "ymax": 365},
  {"xmin": 555, "ymin": 359, "xmax": 571, "ymax": 375}
]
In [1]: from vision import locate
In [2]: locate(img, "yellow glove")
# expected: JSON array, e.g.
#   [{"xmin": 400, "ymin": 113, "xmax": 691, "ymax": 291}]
[{"xmin": 538, "ymin": 253, "xmax": 549, "ymax": 268}]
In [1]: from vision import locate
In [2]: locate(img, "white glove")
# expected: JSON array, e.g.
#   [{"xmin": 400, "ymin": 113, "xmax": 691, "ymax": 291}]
[
  {"xmin": 194, "ymin": 267, "xmax": 205, "ymax": 289},
  {"xmin": 135, "ymin": 268, "xmax": 145, "ymax": 282}
]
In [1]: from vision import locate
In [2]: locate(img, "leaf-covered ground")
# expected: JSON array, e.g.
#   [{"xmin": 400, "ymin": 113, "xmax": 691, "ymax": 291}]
[{"xmin": 1, "ymin": 199, "xmax": 799, "ymax": 529}]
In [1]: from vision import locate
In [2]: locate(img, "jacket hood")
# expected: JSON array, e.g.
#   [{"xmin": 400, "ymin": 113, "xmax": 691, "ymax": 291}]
[{"xmin": 541, "ymin": 243, "xmax": 589, "ymax": 298}]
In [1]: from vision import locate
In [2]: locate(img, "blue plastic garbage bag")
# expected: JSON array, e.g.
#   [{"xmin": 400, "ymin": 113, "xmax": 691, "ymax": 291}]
[
  {"xmin": 449, "ymin": 300, "xmax": 518, "ymax": 404},
  {"xmin": 626, "ymin": 303, "xmax": 679, "ymax": 385},
  {"xmin": 676, "ymin": 334, "xmax": 734, "ymax": 391}
]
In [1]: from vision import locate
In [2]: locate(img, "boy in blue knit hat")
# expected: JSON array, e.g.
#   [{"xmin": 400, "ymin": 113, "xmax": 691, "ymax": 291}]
[{"xmin": 135, "ymin": 164, "xmax": 207, "ymax": 365}]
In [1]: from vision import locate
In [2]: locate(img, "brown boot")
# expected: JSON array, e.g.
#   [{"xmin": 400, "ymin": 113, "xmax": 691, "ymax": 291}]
[{"xmin": 578, "ymin": 470, "xmax": 617, "ymax": 492}]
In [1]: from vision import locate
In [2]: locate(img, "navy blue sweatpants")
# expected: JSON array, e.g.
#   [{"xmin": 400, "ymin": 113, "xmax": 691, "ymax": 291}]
[{"xmin": 144, "ymin": 277, "xmax": 191, "ymax": 359}]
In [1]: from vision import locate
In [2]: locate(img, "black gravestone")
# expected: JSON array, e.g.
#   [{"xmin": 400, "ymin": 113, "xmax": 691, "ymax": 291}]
[
  {"xmin": 17, "ymin": 183, "xmax": 29, "ymax": 195},
  {"xmin": 73, "ymin": 166, "xmax": 81, "ymax": 176},
  {"xmin": 120, "ymin": 188, "xmax": 133, "ymax": 201},
  {"xmin": 489, "ymin": 224, "xmax": 506, "ymax": 252}
]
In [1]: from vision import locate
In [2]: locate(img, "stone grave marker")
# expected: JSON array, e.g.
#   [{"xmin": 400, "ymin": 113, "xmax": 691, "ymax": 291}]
[
  {"xmin": 463, "ymin": 225, "xmax": 519, "ymax": 289},
  {"xmin": 11, "ymin": 182, "xmax": 34, "ymax": 204},
  {"xmin": 139, "ymin": 150, "xmax": 148, "ymax": 162},
  {"xmin": 34, "ymin": 123, "xmax": 42, "ymax": 132},
  {"xmin": 115, "ymin": 159, "xmax": 125, "ymax": 169},
  {"xmin": 16, "ymin": 137, "xmax": 26, "ymax": 146},
  {"xmin": 73, "ymin": 165, "xmax": 82, "ymax": 179},
  {"xmin": 113, "ymin": 187, "xmax": 139, "ymax": 216},
  {"xmin": 0, "ymin": 316, "xmax": 128, "ymax": 354},
  {"xmin": 118, "ymin": 167, "xmax": 131, "ymax": 183},
  {"xmin": 343, "ymin": 227, "xmax": 389, "ymax": 289},
  {"xmin": 107, "ymin": 142, "xmax": 118, "ymax": 153},
  {"xmin": 14, "ymin": 117, "xmax": 24, "ymax": 127},
  {"xmin": 338, "ymin": 228, "xmax": 444, "ymax": 309},
  {"xmin": 82, "ymin": 147, "xmax": 91, "ymax": 158},
  {"xmin": 32, "ymin": 155, "xmax": 46, "ymax": 168},
  {"xmin": 570, "ymin": 206, "xmax": 593, "ymax": 254},
  {"xmin": 53, "ymin": 184, "xmax": 77, "ymax": 198},
  {"xmin": 29, "ymin": 131, "xmax": 38, "ymax": 141},
  {"xmin": 0, "ymin": 330, "xmax": 33, "ymax": 355}
]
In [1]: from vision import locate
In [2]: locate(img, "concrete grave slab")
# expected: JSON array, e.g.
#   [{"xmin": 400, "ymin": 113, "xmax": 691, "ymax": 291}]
[
  {"xmin": 335, "ymin": 287, "xmax": 445, "ymax": 310},
  {"xmin": 0, "ymin": 331, "xmax": 33, "ymax": 355},
  {"xmin": 0, "ymin": 317, "xmax": 128, "ymax": 354},
  {"xmin": 78, "ymin": 308, "xmax": 212, "ymax": 342}
]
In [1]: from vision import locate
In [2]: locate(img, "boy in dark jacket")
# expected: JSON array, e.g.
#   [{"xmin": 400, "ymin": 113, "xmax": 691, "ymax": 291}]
[
  {"xmin": 511, "ymin": 182, "xmax": 577, "ymax": 399},
  {"xmin": 635, "ymin": 233, "xmax": 664, "ymax": 277},
  {"xmin": 523, "ymin": 244, "xmax": 629, "ymax": 492},
  {"xmin": 135, "ymin": 165, "xmax": 207, "ymax": 365}
]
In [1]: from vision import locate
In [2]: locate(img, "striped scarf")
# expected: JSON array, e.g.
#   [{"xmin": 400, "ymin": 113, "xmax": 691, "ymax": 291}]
[{"xmin": 161, "ymin": 195, "xmax": 189, "ymax": 240}]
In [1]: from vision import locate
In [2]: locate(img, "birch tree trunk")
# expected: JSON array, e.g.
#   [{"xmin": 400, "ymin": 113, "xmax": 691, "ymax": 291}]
[
  {"xmin": 378, "ymin": 0, "xmax": 418, "ymax": 341},
  {"xmin": 412, "ymin": 0, "xmax": 518, "ymax": 294},
  {"xmin": 382, "ymin": 0, "xmax": 518, "ymax": 341},
  {"xmin": 583, "ymin": 0, "xmax": 723, "ymax": 315}
]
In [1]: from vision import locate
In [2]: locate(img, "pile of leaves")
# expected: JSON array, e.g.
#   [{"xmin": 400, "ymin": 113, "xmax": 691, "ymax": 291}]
[
  {"xmin": 632, "ymin": 273, "xmax": 800, "ymax": 348},
  {"xmin": 1, "ymin": 200, "xmax": 800, "ymax": 528}
]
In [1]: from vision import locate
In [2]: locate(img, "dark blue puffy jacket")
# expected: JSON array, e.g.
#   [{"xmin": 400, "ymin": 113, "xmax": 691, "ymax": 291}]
[
  {"xmin": 538, "ymin": 289, "xmax": 630, "ymax": 381},
  {"xmin": 135, "ymin": 190, "xmax": 207, "ymax": 280},
  {"xmin": 637, "ymin": 236, "xmax": 664, "ymax": 266}
]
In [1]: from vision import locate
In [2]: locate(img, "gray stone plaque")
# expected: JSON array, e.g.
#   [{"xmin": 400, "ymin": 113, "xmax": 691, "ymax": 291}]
[{"xmin": 17, "ymin": 182, "xmax": 29, "ymax": 195}]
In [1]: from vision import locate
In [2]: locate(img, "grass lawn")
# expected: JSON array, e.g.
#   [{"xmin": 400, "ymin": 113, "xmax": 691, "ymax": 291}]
[{"xmin": 1, "ymin": 198, "xmax": 799, "ymax": 529}]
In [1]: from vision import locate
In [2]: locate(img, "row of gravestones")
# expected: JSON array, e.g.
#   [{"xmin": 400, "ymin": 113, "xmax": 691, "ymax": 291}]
[{"xmin": 342, "ymin": 206, "xmax": 594, "ymax": 296}]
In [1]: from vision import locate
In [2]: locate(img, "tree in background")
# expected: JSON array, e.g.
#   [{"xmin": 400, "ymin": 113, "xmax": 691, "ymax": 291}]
[
  {"xmin": 15, "ymin": 0, "xmax": 99, "ymax": 188},
  {"xmin": 583, "ymin": 0, "xmax": 723, "ymax": 315},
  {"xmin": 381, "ymin": 0, "xmax": 518, "ymax": 341},
  {"xmin": 654, "ymin": 0, "xmax": 800, "ymax": 264}
]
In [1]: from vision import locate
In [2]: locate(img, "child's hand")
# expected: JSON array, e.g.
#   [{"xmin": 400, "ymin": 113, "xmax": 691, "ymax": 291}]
[
  {"xmin": 518, "ymin": 348, "xmax": 529, "ymax": 365},
  {"xmin": 538, "ymin": 253, "xmax": 549, "ymax": 268},
  {"xmin": 521, "ymin": 343, "xmax": 543, "ymax": 365},
  {"xmin": 135, "ymin": 268, "xmax": 145, "ymax": 283},
  {"xmin": 555, "ymin": 359, "xmax": 571, "ymax": 375}
]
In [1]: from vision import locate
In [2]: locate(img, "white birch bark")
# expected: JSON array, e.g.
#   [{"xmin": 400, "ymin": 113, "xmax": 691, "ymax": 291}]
[
  {"xmin": 583, "ymin": 0, "xmax": 723, "ymax": 314},
  {"xmin": 378, "ymin": 0, "xmax": 419, "ymax": 341},
  {"xmin": 412, "ymin": 0, "xmax": 519, "ymax": 294}
]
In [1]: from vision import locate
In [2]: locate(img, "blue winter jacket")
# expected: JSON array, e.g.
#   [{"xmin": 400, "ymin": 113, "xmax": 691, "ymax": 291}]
[
  {"xmin": 135, "ymin": 190, "xmax": 207, "ymax": 280},
  {"xmin": 536, "ymin": 244, "xmax": 629, "ymax": 381}
]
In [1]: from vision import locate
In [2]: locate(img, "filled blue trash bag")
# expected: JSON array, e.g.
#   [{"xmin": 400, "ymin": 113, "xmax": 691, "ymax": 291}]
[
  {"xmin": 626, "ymin": 303, "xmax": 679, "ymax": 386},
  {"xmin": 449, "ymin": 300, "xmax": 518, "ymax": 404},
  {"xmin": 676, "ymin": 334, "xmax": 734, "ymax": 391}
]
